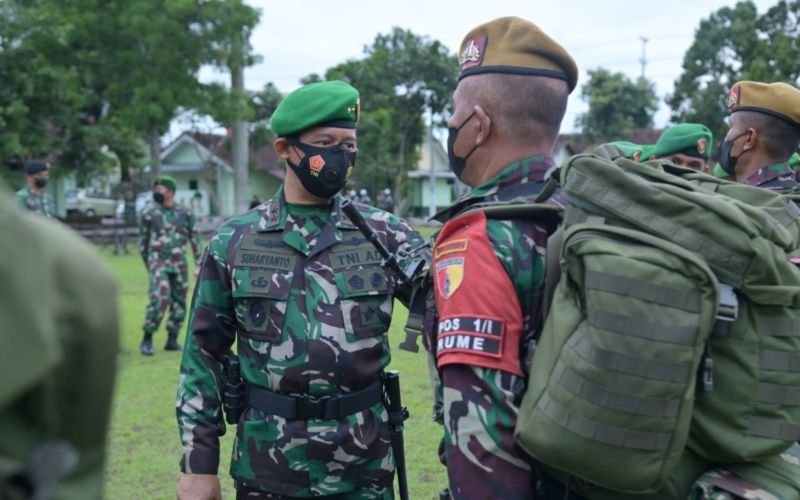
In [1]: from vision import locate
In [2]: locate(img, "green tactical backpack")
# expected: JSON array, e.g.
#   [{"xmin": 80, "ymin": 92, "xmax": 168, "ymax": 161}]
[{"xmin": 514, "ymin": 151, "xmax": 800, "ymax": 493}]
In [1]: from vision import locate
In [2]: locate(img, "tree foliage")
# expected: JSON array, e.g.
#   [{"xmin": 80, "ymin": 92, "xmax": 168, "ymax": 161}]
[
  {"xmin": 668, "ymin": 0, "xmax": 800, "ymax": 146},
  {"xmin": 0, "ymin": 0, "xmax": 259, "ymax": 184},
  {"xmin": 320, "ymin": 28, "xmax": 458, "ymax": 208},
  {"xmin": 576, "ymin": 68, "xmax": 658, "ymax": 143}
]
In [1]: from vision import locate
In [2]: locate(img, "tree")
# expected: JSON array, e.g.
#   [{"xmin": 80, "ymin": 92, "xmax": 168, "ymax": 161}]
[
  {"xmin": 322, "ymin": 28, "xmax": 458, "ymax": 212},
  {"xmin": 668, "ymin": 0, "xmax": 800, "ymax": 146},
  {"xmin": 576, "ymin": 68, "xmax": 658, "ymax": 143}
]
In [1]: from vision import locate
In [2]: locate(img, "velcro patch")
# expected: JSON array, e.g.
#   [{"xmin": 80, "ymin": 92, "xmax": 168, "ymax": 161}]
[{"xmin": 436, "ymin": 315, "xmax": 504, "ymax": 359}]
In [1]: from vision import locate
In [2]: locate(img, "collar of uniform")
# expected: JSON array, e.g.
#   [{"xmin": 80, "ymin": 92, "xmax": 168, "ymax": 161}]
[
  {"xmin": 744, "ymin": 161, "xmax": 793, "ymax": 187},
  {"xmin": 256, "ymin": 187, "xmax": 358, "ymax": 232},
  {"xmin": 468, "ymin": 155, "xmax": 555, "ymax": 199}
]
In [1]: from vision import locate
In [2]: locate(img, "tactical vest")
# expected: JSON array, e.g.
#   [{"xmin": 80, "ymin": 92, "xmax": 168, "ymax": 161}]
[{"xmin": 513, "ymin": 150, "xmax": 800, "ymax": 494}]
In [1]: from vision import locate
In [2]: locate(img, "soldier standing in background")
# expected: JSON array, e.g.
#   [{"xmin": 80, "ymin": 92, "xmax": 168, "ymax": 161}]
[
  {"xmin": 16, "ymin": 159, "xmax": 55, "ymax": 218},
  {"xmin": 139, "ymin": 175, "xmax": 201, "ymax": 355},
  {"xmin": 176, "ymin": 80, "xmax": 424, "ymax": 499},
  {"xmin": 718, "ymin": 81, "xmax": 800, "ymax": 191}
]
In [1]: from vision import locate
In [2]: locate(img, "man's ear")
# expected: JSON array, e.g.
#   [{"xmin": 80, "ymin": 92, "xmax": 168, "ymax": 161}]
[
  {"xmin": 742, "ymin": 128, "xmax": 758, "ymax": 152},
  {"xmin": 274, "ymin": 137, "xmax": 291, "ymax": 160},
  {"xmin": 473, "ymin": 105, "xmax": 493, "ymax": 146}
]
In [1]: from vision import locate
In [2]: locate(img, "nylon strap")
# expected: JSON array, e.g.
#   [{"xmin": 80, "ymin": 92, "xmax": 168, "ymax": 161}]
[
  {"xmin": 771, "ymin": 201, "xmax": 800, "ymax": 228},
  {"xmin": 756, "ymin": 382, "xmax": 800, "ymax": 406},
  {"xmin": 564, "ymin": 204, "xmax": 605, "ymax": 226},
  {"xmin": 749, "ymin": 417, "xmax": 800, "ymax": 441},
  {"xmin": 543, "ymin": 226, "xmax": 564, "ymax": 316},
  {"xmin": 584, "ymin": 270, "xmax": 701, "ymax": 312},
  {"xmin": 760, "ymin": 350, "xmax": 800, "ymax": 372},
  {"xmin": 587, "ymin": 308, "xmax": 698, "ymax": 346},
  {"xmin": 756, "ymin": 316, "xmax": 800, "ymax": 337},
  {"xmin": 537, "ymin": 392, "xmax": 672, "ymax": 451},
  {"xmin": 553, "ymin": 361, "xmax": 681, "ymax": 417},
  {"xmin": 567, "ymin": 326, "xmax": 692, "ymax": 383},
  {"xmin": 697, "ymin": 181, "xmax": 719, "ymax": 193}
]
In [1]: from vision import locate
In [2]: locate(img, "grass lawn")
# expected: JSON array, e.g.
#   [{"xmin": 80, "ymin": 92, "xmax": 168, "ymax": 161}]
[{"xmin": 102, "ymin": 225, "xmax": 446, "ymax": 499}]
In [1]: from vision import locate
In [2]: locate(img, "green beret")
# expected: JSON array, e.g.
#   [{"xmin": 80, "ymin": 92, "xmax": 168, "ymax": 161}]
[
  {"xmin": 639, "ymin": 145, "xmax": 656, "ymax": 161},
  {"xmin": 154, "ymin": 175, "xmax": 177, "ymax": 191},
  {"xmin": 605, "ymin": 141, "xmax": 645, "ymax": 160},
  {"xmin": 711, "ymin": 163, "xmax": 729, "ymax": 178},
  {"xmin": 652, "ymin": 123, "xmax": 713, "ymax": 159},
  {"xmin": 727, "ymin": 81, "xmax": 800, "ymax": 128},
  {"xmin": 270, "ymin": 80, "xmax": 360, "ymax": 137},
  {"xmin": 457, "ymin": 16, "xmax": 579, "ymax": 93},
  {"xmin": 789, "ymin": 152, "xmax": 799, "ymax": 168}
]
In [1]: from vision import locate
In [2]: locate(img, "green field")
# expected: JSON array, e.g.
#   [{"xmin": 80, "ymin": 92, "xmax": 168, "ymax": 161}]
[{"xmin": 102, "ymin": 227, "xmax": 446, "ymax": 499}]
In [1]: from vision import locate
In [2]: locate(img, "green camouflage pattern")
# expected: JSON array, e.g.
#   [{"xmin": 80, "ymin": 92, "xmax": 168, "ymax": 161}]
[
  {"xmin": 430, "ymin": 157, "xmax": 558, "ymax": 499},
  {"xmin": 744, "ymin": 161, "xmax": 797, "ymax": 192},
  {"xmin": 16, "ymin": 185, "xmax": 55, "ymax": 218},
  {"xmin": 176, "ymin": 187, "xmax": 423, "ymax": 497},
  {"xmin": 139, "ymin": 203, "xmax": 201, "ymax": 335},
  {"xmin": 691, "ymin": 470, "xmax": 779, "ymax": 500}
]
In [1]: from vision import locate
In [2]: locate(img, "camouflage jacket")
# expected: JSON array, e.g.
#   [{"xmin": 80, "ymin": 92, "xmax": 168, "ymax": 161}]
[
  {"xmin": 16, "ymin": 186, "xmax": 55, "ymax": 218},
  {"xmin": 138, "ymin": 203, "xmax": 201, "ymax": 272},
  {"xmin": 428, "ymin": 156, "xmax": 559, "ymax": 499},
  {"xmin": 744, "ymin": 161, "xmax": 797, "ymax": 192},
  {"xmin": 176, "ymin": 188, "xmax": 423, "ymax": 496}
]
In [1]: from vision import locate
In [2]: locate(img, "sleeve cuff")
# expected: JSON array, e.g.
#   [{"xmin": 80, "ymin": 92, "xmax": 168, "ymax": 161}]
[{"xmin": 180, "ymin": 449, "xmax": 220, "ymax": 475}]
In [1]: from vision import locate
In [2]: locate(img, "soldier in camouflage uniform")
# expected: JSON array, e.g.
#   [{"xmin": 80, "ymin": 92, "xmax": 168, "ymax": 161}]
[
  {"xmin": 718, "ymin": 81, "xmax": 800, "ymax": 192},
  {"xmin": 425, "ymin": 17, "xmax": 577, "ymax": 499},
  {"xmin": 176, "ymin": 81, "xmax": 424, "ymax": 499},
  {"xmin": 16, "ymin": 159, "xmax": 55, "ymax": 218},
  {"xmin": 139, "ymin": 175, "xmax": 201, "ymax": 355}
]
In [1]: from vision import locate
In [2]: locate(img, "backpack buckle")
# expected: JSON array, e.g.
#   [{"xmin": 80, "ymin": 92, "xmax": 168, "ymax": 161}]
[{"xmin": 716, "ymin": 284, "xmax": 738, "ymax": 322}]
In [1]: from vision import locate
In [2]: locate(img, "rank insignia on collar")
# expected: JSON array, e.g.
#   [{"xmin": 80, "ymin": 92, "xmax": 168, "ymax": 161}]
[{"xmin": 436, "ymin": 257, "xmax": 464, "ymax": 299}]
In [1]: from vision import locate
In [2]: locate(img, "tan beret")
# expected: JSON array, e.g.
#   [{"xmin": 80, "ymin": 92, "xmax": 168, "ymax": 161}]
[
  {"xmin": 457, "ymin": 16, "xmax": 578, "ymax": 93},
  {"xmin": 727, "ymin": 81, "xmax": 800, "ymax": 128}
]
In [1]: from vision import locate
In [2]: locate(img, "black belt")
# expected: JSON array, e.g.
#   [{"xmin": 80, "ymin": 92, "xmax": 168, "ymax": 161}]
[{"xmin": 247, "ymin": 381, "xmax": 384, "ymax": 420}]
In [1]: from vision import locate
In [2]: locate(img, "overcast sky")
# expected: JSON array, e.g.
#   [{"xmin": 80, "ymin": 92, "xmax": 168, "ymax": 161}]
[{"xmin": 189, "ymin": 0, "xmax": 780, "ymax": 138}]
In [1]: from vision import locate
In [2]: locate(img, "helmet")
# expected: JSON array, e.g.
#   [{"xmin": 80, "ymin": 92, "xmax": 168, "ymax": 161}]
[
  {"xmin": 384, "ymin": 188, "xmax": 391, "ymax": 195},
  {"xmin": 359, "ymin": 189, "xmax": 367, "ymax": 196}
]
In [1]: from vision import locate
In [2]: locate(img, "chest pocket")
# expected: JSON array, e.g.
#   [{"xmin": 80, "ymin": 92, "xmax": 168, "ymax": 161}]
[
  {"xmin": 331, "ymin": 241, "xmax": 393, "ymax": 341},
  {"xmin": 232, "ymin": 236, "xmax": 296, "ymax": 343}
]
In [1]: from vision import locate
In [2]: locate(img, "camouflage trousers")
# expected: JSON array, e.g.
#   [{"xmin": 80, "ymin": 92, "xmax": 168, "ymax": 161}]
[
  {"xmin": 142, "ymin": 266, "xmax": 188, "ymax": 337},
  {"xmin": 235, "ymin": 483, "xmax": 393, "ymax": 499}
]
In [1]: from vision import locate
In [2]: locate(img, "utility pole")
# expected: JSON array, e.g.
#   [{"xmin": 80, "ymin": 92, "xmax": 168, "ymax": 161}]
[
  {"xmin": 231, "ymin": 27, "xmax": 249, "ymax": 215},
  {"xmin": 427, "ymin": 112, "xmax": 437, "ymax": 219},
  {"xmin": 639, "ymin": 36, "xmax": 649, "ymax": 79}
]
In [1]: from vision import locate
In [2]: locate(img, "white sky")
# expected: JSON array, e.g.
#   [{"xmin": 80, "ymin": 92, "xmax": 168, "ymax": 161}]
[{"xmin": 190, "ymin": 0, "xmax": 780, "ymax": 137}]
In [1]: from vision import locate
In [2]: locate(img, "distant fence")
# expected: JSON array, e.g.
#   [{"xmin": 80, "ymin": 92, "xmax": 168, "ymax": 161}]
[{"xmin": 68, "ymin": 216, "xmax": 226, "ymax": 248}]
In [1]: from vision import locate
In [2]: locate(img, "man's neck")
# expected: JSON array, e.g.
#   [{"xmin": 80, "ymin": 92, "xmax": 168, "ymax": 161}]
[
  {"xmin": 471, "ymin": 143, "xmax": 552, "ymax": 186},
  {"xmin": 162, "ymin": 199, "xmax": 175, "ymax": 208},
  {"xmin": 736, "ymin": 150, "xmax": 786, "ymax": 182},
  {"xmin": 28, "ymin": 183, "xmax": 43, "ymax": 195}
]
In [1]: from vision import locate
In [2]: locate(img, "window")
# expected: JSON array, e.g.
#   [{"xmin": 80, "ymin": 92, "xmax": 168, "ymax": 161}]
[{"xmin": 189, "ymin": 179, "xmax": 198, "ymax": 190}]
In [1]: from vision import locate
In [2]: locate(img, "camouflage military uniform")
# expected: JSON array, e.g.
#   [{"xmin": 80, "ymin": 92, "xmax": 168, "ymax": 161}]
[
  {"xmin": 176, "ymin": 188, "xmax": 423, "ymax": 498},
  {"xmin": 743, "ymin": 161, "xmax": 797, "ymax": 192},
  {"xmin": 427, "ymin": 157, "xmax": 559, "ymax": 499},
  {"xmin": 16, "ymin": 185, "xmax": 55, "ymax": 218},
  {"xmin": 139, "ymin": 203, "xmax": 201, "ymax": 338}
]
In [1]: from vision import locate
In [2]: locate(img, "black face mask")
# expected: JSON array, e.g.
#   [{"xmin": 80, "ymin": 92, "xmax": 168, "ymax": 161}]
[
  {"xmin": 152, "ymin": 191, "xmax": 165, "ymax": 205},
  {"xmin": 287, "ymin": 139, "xmax": 356, "ymax": 199},
  {"xmin": 717, "ymin": 131, "xmax": 751, "ymax": 176},
  {"xmin": 447, "ymin": 112, "xmax": 479, "ymax": 181},
  {"xmin": 33, "ymin": 177, "xmax": 48, "ymax": 189}
]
